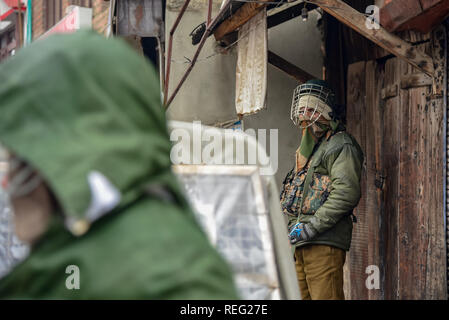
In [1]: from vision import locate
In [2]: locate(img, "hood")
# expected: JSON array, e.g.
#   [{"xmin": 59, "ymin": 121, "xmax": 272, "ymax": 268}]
[{"xmin": 0, "ymin": 31, "xmax": 184, "ymax": 235}]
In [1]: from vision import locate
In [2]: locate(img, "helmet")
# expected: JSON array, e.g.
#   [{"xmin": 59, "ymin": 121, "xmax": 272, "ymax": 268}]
[{"xmin": 290, "ymin": 79, "xmax": 336, "ymax": 128}]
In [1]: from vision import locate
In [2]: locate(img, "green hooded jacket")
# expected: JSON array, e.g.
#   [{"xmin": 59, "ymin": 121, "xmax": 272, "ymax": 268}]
[
  {"xmin": 0, "ymin": 31, "xmax": 239, "ymax": 299},
  {"xmin": 282, "ymin": 130, "xmax": 364, "ymax": 251}
]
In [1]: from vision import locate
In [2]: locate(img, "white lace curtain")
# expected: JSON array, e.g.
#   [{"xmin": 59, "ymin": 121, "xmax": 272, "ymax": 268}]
[{"xmin": 235, "ymin": 9, "xmax": 268, "ymax": 116}]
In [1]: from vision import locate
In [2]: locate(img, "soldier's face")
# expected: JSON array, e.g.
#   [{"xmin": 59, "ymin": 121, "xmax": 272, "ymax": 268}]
[
  {"xmin": 3, "ymin": 154, "xmax": 53, "ymax": 245},
  {"xmin": 298, "ymin": 108, "xmax": 323, "ymax": 125}
]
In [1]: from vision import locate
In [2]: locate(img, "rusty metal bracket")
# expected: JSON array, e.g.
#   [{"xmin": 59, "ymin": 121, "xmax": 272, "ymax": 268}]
[
  {"xmin": 163, "ymin": 0, "xmax": 192, "ymax": 107},
  {"xmin": 164, "ymin": 0, "xmax": 231, "ymax": 109}
]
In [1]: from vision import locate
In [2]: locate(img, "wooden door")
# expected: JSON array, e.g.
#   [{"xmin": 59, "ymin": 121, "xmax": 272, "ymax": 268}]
[{"xmin": 344, "ymin": 27, "xmax": 447, "ymax": 299}]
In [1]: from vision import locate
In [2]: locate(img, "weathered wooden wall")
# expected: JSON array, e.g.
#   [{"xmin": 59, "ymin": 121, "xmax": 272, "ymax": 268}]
[
  {"xmin": 345, "ymin": 60, "xmax": 385, "ymax": 300},
  {"xmin": 344, "ymin": 27, "xmax": 447, "ymax": 299}
]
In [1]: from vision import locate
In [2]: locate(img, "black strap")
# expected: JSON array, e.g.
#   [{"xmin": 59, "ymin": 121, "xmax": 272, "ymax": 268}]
[{"xmin": 144, "ymin": 184, "xmax": 176, "ymax": 203}]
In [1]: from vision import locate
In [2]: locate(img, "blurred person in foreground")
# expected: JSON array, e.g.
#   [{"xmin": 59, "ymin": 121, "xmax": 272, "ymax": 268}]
[{"xmin": 0, "ymin": 31, "xmax": 238, "ymax": 299}]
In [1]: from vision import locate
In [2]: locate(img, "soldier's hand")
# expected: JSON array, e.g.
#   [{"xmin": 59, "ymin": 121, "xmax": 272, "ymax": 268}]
[{"xmin": 288, "ymin": 222, "xmax": 317, "ymax": 244}]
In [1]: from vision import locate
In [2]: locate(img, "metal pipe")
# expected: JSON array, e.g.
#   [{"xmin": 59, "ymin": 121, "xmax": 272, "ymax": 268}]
[
  {"xmin": 26, "ymin": 0, "xmax": 32, "ymax": 45},
  {"xmin": 106, "ymin": 0, "xmax": 117, "ymax": 38},
  {"xmin": 163, "ymin": 0, "xmax": 192, "ymax": 106},
  {"xmin": 165, "ymin": 0, "xmax": 231, "ymax": 108},
  {"xmin": 207, "ymin": 0, "xmax": 213, "ymax": 27}
]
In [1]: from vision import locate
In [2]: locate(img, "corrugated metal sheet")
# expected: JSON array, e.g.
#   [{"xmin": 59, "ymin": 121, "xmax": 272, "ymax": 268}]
[{"xmin": 117, "ymin": 0, "xmax": 164, "ymax": 37}]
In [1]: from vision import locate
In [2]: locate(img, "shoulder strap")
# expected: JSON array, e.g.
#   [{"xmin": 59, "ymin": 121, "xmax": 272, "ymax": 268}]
[
  {"xmin": 144, "ymin": 184, "xmax": 176, "ymax": 203},
  {"xmin": 294, "ymin": 137, "xmax": 326, "ymax": 223}
]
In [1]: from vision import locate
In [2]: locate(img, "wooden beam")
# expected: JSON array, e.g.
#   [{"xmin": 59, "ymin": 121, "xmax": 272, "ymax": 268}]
[
  {"xmin": 217, "ymin": 3, "xmax": 319, "ymax": 46},
  {"xmin": 381, "ymin": 84, "xmax": 398, "ymax": 99},
  {"xmin": 379, "ymin": 0, "xmax": 423, "ymax": 32},
  {"xmin": 380, "ymin": 0, "xmax": 449, "ymax": 33},
  {"xmin": 213, "ymin": 0, "xmax": 271, "ymax": 41},
  {"xmin": 309, "ymin": 0, "xmax": 434, "ymax": 76},
  {"xmin": 400, "ymin": 73, "xmax": 433, "ymax": 89},
  {"xmin": 268, "ymin": 50, "xmax": 315, "ymax": 83}
]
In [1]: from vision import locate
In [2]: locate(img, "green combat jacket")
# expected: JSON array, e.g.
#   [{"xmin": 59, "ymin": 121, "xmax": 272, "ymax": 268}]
[
  {"xmin": 281, "ymin": 131, "xmax": 364, "ymax": 251},
  {"xmin": 0, "ymin": 31, "xmax": 238, "ymax": 299}
]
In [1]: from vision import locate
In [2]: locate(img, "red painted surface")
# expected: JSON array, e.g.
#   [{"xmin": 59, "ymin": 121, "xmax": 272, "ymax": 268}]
[
  {"xmin": 0, "ymin": 8, "xmax": 13, "ymax": 20},
  {"xmin": 42, "ymin": 8, "xmax": 79, "ymax": 37},
  {"xmin": 380, "ymin": 0, "xmax": 449, "ymax": 33},
  {"xmin": 3, "ymin": 0, "xmax": 25, "ymax": 8}
]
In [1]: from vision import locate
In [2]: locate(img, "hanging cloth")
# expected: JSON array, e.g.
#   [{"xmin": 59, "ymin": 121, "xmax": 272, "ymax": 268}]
[{"xmin": 235, "ymin": 8, "xmax": 267, "ymax": 116}]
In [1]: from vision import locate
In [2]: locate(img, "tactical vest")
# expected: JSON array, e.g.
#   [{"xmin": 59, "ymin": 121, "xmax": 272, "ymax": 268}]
[{"xmin": 280, "ymin": 146, "xmax": 332, "ymax": 217}]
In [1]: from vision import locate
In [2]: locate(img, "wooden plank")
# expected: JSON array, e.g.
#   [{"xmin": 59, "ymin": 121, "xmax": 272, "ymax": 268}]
[
  {"xmin": 396, "ymin": 39, "xmax": 446, "ymax": 298},
  {"xmin": 213, "ymin": 0, "xmax": 270, "ymax": 41},
  {"xmin": 400, "ymin": 73, "xmax": 433, "ymax": 89},
  {"xmin": 309, "ymin": 0, "xmax": 435, "ymax": 76},
  {"xmin": 365, "ymin": 60, "xmax": 385, "ymax": 300},
  {"xmin": 397, "ymin": 57, "xmax": 417, "ymax": 299},
  {"xmin": 345, "ymin": 60, "xmax": 386, "ymax": 300},
  {"xmin": 431, "ymin": 26, "xmax": 446, "ymax": 96},
  {"xmin": 218, "ymin": 31, "xmax": 238, "ymax": 47},
  {"xmin": 379, "ymin": 0, "xmax": 423, "ymax": 32},
  {"xmin": 381, "ymin": 84, "xmax": 398, "ymax": 99},
  {"xmin": 267, "ymin": 51, "xmax": 315, "ymax": 83},
  {"xmin": 394, "ymin": 0, "xmax": 449, "ymax": 33},
  {"xmin": 423, "ymin": 27, "xmax": 447, "ymax": 299},
  {"xmin": 382, "ymin": 57, "xmax": 401, "ymax": 300},
  {"xmin": 398, "ymin": 33, "xmax": 446, "ymax": 299},
  {"xmin": 380, "ymin": 0, "xmax": 447, "ymax": 32},
  {"xmin": 424, "ymin": 89, "xmax": 446, "ymax": 299},
  {"xmin": 345, "ymin": 61, "xmax": 368, "ymax": 300},
  {"xmin": 419, "ymin": 0, "xmax": 444, "ymax": 10}
]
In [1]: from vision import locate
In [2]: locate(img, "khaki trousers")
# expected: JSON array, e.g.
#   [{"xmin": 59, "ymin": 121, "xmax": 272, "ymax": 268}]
[{"xmin": 294, "ymin": 244, "xmax": 346, "ymax": 300}]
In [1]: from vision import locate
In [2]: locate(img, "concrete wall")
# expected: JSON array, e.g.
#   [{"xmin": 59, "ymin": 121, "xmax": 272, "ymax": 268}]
[{"xmin": 166, "ymin": 0, "xmax": 323, "ymax": 185}]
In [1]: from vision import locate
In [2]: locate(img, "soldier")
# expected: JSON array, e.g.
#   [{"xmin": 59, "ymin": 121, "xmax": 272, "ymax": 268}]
[
  {"xmin": 280, "ymin": 79, "xmax": 364, "ymax": 300},
  {"xmin": 0, "ymin": 31, "xmax": 238, "ymax": 299}
]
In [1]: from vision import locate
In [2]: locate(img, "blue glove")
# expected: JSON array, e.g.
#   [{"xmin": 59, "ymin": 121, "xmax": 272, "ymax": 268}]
[{"xmin": 288, "ymin": 222, "xmax": 317, "ymax": 244}]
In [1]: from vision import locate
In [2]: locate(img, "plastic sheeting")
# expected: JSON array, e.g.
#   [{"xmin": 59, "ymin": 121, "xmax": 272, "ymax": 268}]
[
  {"xmin": 235, "ymin": 9, "xmax": 267, "ymax": 116},
  {"xmin": 174, "ymin": 165, "xmax": 280, "ymax": 299},
  {"xmin": 0, "ymin": 190, "xmax": 29, "ymax": 279}
]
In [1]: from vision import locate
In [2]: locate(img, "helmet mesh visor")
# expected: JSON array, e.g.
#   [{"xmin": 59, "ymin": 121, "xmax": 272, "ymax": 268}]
[{"xmin": 291, "ymin": 83, "xmax": 335, "ymax": 127}]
